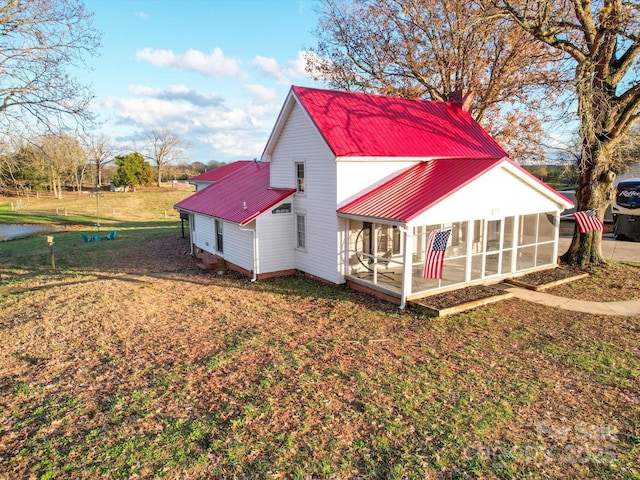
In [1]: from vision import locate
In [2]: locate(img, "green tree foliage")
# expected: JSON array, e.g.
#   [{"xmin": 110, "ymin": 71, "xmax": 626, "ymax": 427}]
[
  {"xmin": 112, "ymin": 153, "xmax": 153, "ymax": 188},
  {"xmin": 0, "ymin": 143, "xmax": 48, "ymax": 192}
]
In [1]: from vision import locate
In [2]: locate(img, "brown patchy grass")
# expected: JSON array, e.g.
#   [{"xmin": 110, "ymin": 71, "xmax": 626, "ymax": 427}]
[
  {"xmin": 546, "ymin": 262, "xmax": 640, "ymax": 301},
  {"xmin": 0, "ymin": 234, "xmax": 639, "ymax": 479}
]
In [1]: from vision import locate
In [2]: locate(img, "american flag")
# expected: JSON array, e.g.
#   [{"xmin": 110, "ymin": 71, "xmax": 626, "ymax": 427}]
[
  {"xmin": 423, "ymin": 228, "xmax": 452, "ymax": 279},
  {"xmin": 574, "ymin": 210, "xmax": 604, "ymax": 233}
]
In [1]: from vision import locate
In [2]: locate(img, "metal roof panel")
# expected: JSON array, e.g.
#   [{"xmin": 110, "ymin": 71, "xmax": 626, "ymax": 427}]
[
  {"xmin": 175, "ymin": 161, "xmax": 295, "ymax": 225},
  {"xmin": 292, "ymin": 86, "xmax": 507, "ymax": 159},
  {"xmin": 188, "ymin": 160, "xmax": 254, "ymax": 182},
  {"xmin": 337, "ymin": 158, "xmax": 505, "ymax": 222}
]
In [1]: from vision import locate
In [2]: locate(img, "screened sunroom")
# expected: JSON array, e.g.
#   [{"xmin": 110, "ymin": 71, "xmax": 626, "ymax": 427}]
[
  {"xmin": 337, "ymin": 158, "xmax": 573, "ymax": 308},
  {"xmin": 344, "ymin": 212, "xmax": 559, "ymax": 304}
]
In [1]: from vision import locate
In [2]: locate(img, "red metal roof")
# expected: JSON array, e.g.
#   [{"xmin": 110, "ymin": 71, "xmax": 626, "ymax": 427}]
[
  {"xmin": 338, "ymin": 158, "xmax": 573, "ymax": 222},
  {"xmin": 338, "ymin": 158, "xmax": 507, "ymax": 222},
  {"xmin": 291, "ymin": 86, "xmax": 507, "ymax": 159},
  {"xmin": 189, "ymin": 160, "xmax": 253, "ymax": 182},
  {"xmin": 175, "ymin": 161, "xmax": 295, "ymax": 225}
]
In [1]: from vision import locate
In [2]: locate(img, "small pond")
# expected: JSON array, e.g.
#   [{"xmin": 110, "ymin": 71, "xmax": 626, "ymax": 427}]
[{"xmin": 0, "ymin": 224, "xmax": 62, "ymax": 242}]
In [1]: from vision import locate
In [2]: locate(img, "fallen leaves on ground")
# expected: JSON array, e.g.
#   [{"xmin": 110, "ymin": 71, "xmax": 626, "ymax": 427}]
[{"xmin": 0, "ymin": 235, "xmax": 638, "ymax": 479}]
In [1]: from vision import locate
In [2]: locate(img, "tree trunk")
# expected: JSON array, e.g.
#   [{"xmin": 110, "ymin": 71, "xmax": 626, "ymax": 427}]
[
  {"xmin": 57, "ymin": 177, "xmax": 63, "ymax": 199},
  {"xmin": 50, "ymin": 167, "xmax": 59, "ymax": 199},
  {"xmin": 560, "ymin": 143, "xmax": 615, "ymax": 266},
  {"xmin": 157, "ymin": 165, "xmax": 162, "ymax": 188}
]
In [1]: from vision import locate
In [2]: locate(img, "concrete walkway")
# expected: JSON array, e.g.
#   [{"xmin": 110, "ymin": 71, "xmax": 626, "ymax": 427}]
[
  {"xmin": 498, "ymin": 284, "xmax": 640, "ymax": 316},
  {"xmin": 558, "ymin": 233, "xmax": 639, "ymax": 263},
  {"xmin": 492, "ymin": 235, "xmax": 640, "ymax": 315}
]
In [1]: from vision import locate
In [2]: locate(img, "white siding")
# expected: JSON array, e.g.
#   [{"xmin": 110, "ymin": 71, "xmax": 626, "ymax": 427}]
[
  {"xmin": 336, "ymin": 160, "xmax": 417, "ymax": 206},
  {"xmin": 223, "ymin": 222, "xmax": 254, "ymax": 272},
  {"xmin": 269, "ymin": 103, "xmax": 334, "ymax": 188},
  {"xmin": 268, "ymin": 101, "xmax": 344, "ymax": 284},
  {"xmin": 193, "ymin": 181, "xmax": 210, "ymax": 192},
  {"xmin": 256, "ymin": 207, "xmax": 296, "ymax": 274},
  {"xmin": 193, "ymin": 214, "xmax": 216, "ymax": 254},
  {"xmin": 409, "ymin": 166, "xmax": 565, "ymax": 227}
]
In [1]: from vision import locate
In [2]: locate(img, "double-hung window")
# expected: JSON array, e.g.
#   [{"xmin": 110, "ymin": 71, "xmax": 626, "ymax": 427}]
[
  {"xmin": 215, "ymin": 219, "xmax": 223, "ymax": 252},
  {"xmin": 296, "ymin": 214, "xmax": 306, "ymax": 249},
  {"xmin": 295, "ymin": 162, "xmax": 305, "ymax": 193}
]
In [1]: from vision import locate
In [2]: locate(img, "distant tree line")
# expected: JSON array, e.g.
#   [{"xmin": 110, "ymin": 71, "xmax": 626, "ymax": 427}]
[{"xmin": 0, "ymin": 131, "xmax": 227, "ymax": 196}]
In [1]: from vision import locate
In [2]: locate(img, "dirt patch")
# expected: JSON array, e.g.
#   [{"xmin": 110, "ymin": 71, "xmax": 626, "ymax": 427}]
[
  {"xmin": 416, "ymin": 285, "xmax": 507, "ymax": 310},
  {"xmin": 507, "ymin": 265, "xmax": 587, "ymax": 290}
]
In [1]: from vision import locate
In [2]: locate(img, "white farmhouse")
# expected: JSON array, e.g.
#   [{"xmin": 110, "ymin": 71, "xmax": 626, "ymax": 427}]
[{"xmin": 176, "ymin": 86, "xmax": 573, "ymax": 307}]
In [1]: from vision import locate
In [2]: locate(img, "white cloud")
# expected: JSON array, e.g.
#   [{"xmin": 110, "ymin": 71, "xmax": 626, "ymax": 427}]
[
  {"xmin": 289, "ymin": 50, "xmax": 319, "ymax": 79},
  {"xmin": 136, "ymin": 47, "xmax": 246, "ymax": 79},
  {"xmin": 252, "ymin": 55, "xmax": 289, "ymax": 84},
  {"xmin": 251, "ymin": 50, "xmax": 318, "ymax": 85},
  {"xmin": 245, "ymin": 84, "xmax": 278, "ymax": 103},
  {"xmin": 134, "ymin": 11, "xmax": 149, "ymax": 20},
  {"xmin": 200, "ymin": 131, "xmax": 266, "ymax": 158},
  {"xmin": 104, "ymin": 96, "xmax": 194, "ymax": 129},
  {"xmin": 100, "ymin": 83, "xmax": 282, "ymax": 161},
  {"xmin": 128, "ymin": 84, "xmax": 224, "ymax": 107}
]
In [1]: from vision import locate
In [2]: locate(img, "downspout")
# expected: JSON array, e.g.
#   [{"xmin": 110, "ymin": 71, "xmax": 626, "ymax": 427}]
[{"xmin": 239, "ymin": 225, "xmax": 257, "ymax": 282}]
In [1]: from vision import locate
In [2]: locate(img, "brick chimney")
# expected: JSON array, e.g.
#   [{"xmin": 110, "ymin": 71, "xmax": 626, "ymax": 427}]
[{"xmin": 448, "ymin": 90, "xmax": 474, "ymax": 112}]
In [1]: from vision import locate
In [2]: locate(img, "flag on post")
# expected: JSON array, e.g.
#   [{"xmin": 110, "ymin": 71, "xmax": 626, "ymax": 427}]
[
  {"xmin": 423, "ymin": 228, "xmax": 452, "ymax": 279},
  {"xmin": 574, "ymin": 210, "xmax": 604, "ymax": 233}
]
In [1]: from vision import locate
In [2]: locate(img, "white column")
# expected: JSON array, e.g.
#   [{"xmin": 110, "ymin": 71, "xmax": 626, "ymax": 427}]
[{"xmin": 400, "ymin": 226, "xmax": 412, "ymax": 309}]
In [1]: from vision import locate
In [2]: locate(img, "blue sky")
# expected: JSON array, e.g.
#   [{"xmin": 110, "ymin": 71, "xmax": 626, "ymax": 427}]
[{"xmin": 82, "ymin": 0, "xmax": 323, "ymax": 164}]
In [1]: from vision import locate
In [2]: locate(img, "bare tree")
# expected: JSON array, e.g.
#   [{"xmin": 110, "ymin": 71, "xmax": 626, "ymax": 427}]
[
  {"xmin": 83, "ymin": 133, "xmax": 116, "ymax": 186},
  {"xmin": 143, "ymin": 128, "xmax": 185, "ymax": 187},
  {"xmin": 32, "ymin": 133, "xmax": 84, "ymax": 198},
  {"xmin": 488, "ymin": 0, "xmax": 640, "ymax": 266},
  {"xmin": 308, "ymin": 0, "xmax": 564, "ymax": 160},
  {"xmin": 0, "ymin": 0, "xmax": 101, "ymax": 133}
]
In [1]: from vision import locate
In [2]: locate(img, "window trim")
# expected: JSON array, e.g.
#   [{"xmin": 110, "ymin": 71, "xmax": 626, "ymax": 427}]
[
  {"xmin": 296, "ymin": 214, "xmax": 306, "ymax": 250},
  {"xmin": 215, "ymin": 219, "xmax": 223, "ymax": 253},
  {"xmin": 295, "ymin": 162, "xmax": 305, "ymax": 194}
]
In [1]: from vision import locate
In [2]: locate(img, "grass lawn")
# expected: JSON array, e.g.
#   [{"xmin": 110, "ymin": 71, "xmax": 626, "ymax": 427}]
[{"xmin": 0, "ymin": 191, "xmax": 639, "ymax": 479}]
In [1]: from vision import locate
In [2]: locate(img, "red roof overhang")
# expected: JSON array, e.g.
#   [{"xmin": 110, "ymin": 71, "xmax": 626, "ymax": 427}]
[
  {"xmin": 175, "ymin": 162, "xmax": 295, "ymax": 225},
  {"xmin": 337, "ymin": 157, "xmax": 572, "ymax": 224},
  {"xmin": 188, "ymin": 160, "xmax": 254, "ymax": 183}
]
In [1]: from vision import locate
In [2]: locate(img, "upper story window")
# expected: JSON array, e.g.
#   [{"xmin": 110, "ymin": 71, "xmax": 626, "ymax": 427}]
[{"xmin": 296, "ymin": 162, "xmax": 305, "ymax": 193}]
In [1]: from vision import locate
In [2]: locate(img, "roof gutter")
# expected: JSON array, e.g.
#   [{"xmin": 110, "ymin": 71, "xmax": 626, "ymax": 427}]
[{"xmin": 336, "ymin": 212, "xmax": 406, "ymax": 227}]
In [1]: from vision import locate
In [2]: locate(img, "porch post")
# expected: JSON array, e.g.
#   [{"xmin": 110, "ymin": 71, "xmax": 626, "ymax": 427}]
[
  {"xmin": 372, "ymin": 222, "xmax": 378, "ymax": 284},
  {"xmin": 553, "ymin": 211, "xmax": 560, "ymax": 262},
  {"xmin": 400, "ymin": 226, "xmax": 412, "ymax": 309}
]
